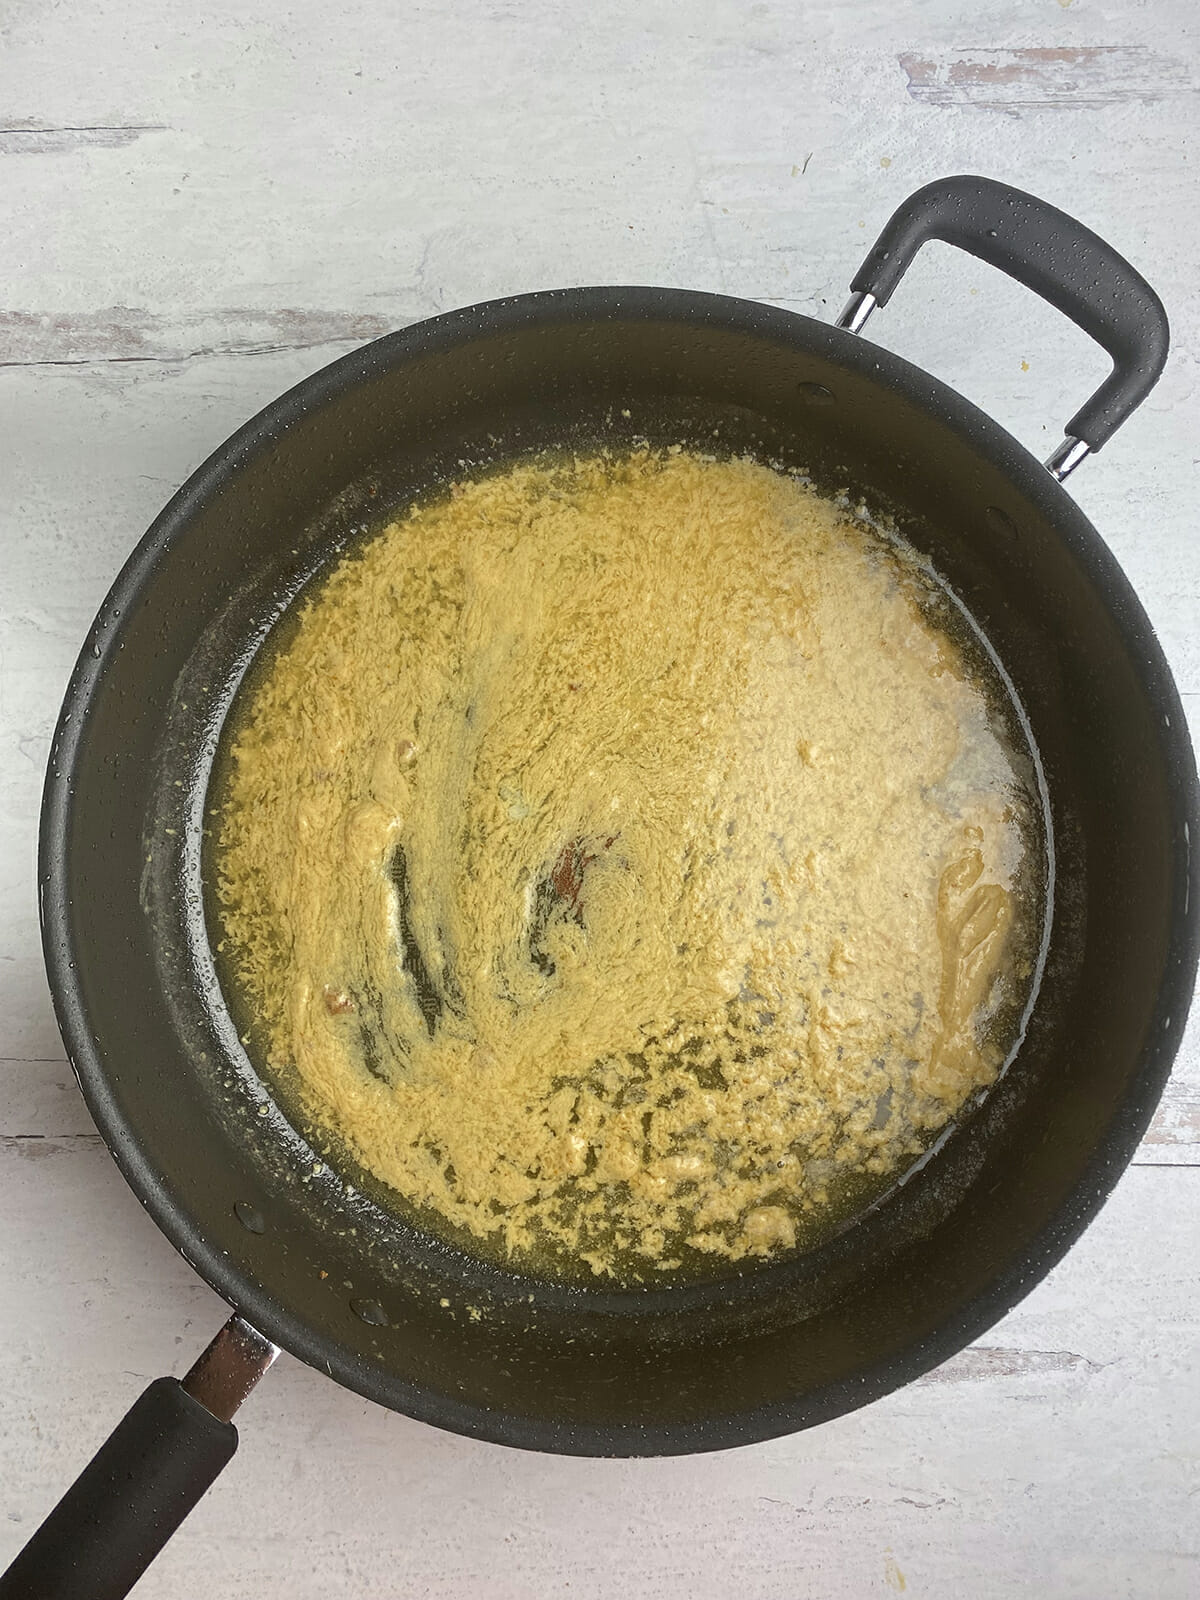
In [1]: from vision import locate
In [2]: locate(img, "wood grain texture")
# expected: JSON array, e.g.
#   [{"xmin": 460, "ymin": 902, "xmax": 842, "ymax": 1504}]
[
  {"xmin": 898, "ymin": 47, "xmax": 1188, "ymax": 109},
  {"xmin": 0, "ymin": 307, "xmax": 394, "ymax": 366},
  {"xmin": 0, "ymin": 121, "xmax": 168, "ymax": 154},
  {"xmin": 1, "ymin": 0, "xmax": 1198, "ymax": 1594}
]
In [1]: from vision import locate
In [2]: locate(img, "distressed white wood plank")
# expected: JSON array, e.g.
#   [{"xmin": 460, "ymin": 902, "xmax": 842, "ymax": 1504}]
[{"xmin": 1, "ymin": 0, "xmax": 1198, "ymax": 1595}]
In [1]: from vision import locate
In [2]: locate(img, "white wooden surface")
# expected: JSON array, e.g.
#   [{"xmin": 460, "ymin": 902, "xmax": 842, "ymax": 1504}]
[{"xmin": 2, "ymin": 2, "xmax": 1198, "ymax": 1594}]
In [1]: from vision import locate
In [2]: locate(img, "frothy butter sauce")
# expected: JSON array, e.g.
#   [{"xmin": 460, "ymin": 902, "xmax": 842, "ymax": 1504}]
[{"xmin": 210, "ymin": 448, "xmax": 1044, "ymax": 1279}]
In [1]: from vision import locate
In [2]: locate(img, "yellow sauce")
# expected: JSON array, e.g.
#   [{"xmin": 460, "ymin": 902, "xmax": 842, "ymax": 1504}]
[{"xmin": 211, "ymin": 448, "xmax": 1040, "ymax": 1277}]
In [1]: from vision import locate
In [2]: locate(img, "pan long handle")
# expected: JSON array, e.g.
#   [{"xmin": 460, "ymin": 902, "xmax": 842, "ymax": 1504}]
[
  {"xmin": 0, "ymin": 1316, "xmax": 277, "ymax": 1600},
  {"xmin": 837, "ymin": 174, "xmax": 1170, "ymax": 481}
]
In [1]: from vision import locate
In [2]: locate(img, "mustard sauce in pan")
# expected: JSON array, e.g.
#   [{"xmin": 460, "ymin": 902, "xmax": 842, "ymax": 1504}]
[{"xmin": 210, "ymin": 448, "xmax": 1043, "ymax": 1278}]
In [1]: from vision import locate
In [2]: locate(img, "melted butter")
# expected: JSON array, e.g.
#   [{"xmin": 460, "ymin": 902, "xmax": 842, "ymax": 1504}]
[{"xmin": 211, "ymin": 448, "xmax": 1043, "ymax": 1279}]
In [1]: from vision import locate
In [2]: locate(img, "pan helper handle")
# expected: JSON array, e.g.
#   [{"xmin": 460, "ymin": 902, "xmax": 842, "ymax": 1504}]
[
  {"xmin": 838, "ymin": 174, "xmax": 1169, "ymax": 481},
  {"xmin": 0, "ymin": 1316, "xmax": 277, "ymax": 1600}
]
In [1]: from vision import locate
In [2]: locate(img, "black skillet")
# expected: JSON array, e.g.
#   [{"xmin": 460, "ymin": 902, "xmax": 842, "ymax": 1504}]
[{"xmin": 4, "ymin": 176, "xmax": 1197, "ymax": 1600}]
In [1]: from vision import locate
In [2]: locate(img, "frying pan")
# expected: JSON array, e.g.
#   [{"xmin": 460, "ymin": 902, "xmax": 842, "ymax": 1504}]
[{"xmin": 4, "ymin": 176, "xmax": 1197, "ymax": 1600}]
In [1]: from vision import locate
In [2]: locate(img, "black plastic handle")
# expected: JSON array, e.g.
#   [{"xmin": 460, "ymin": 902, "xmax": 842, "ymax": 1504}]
[
  {"xmin": 0, "ymin": 1379, "xmax": 237, "ymax": 1600},
  {"xmin": 849, "ymin": 174, "xmax": 1168, "ymax": 451}
]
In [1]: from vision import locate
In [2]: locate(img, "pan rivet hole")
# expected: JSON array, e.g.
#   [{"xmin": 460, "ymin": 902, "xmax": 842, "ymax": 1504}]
[
  {"xmin": 233, "ymin": 1201, "xmax": 266, "ymax": 1234},
  {"xmin": 984, "ymin": 505, "xmax": 1019, "ymax": 539},
  {"xmin": 797, "ymin": 382, "xmax": 835, "ymax": 404},
  {"xmin": 351, "ymin": 1298, "xmax": 390, "ymax": 1327}
]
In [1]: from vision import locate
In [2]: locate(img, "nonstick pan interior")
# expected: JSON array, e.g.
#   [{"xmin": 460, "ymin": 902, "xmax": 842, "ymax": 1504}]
[{"xmin": 42, "ymin": 289, "xmax": 1197, "ymax": 1453}]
